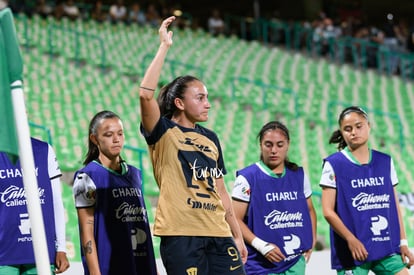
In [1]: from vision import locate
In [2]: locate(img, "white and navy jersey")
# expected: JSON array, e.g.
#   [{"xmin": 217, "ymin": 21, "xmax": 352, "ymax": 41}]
[
  {"xmin": 73, "ymin": 161, "xmax": 157, "ymax": 275},
  {"xmin": 232, "ymin": 162, "xmax": 313, "ymax": 274},
  {"xmin": 0, "ymin": 138, "xmax": 60, "ymax": 265},
  {"xmin": 320, "ymin": 149, "xmax": 400, "ymax": 270}
]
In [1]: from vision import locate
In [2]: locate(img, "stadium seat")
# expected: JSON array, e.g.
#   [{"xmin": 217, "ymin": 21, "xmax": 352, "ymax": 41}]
[{"xmin": 16, "ymin": 15, "xmax": 414, "ymax": 247}]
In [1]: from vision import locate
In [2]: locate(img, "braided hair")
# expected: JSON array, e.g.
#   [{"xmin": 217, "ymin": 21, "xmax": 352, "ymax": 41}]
[{"xmin": 157, "ymin": 75, "xmax": 201, "ymax": 119}]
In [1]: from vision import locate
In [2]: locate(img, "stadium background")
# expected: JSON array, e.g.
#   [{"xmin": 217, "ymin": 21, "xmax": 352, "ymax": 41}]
[{"xmin": 7, "ymin": 0, "xmax": 414, "ymax": 273}]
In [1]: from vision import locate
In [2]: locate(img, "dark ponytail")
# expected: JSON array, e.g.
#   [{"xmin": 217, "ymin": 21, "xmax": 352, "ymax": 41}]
[
  {"xmin": 157, "ymin": 75, "xmax": 201, "ymax": 119},
  {"xmin": 329, "ymin": 129, "xmax": 347, "ymax": 151}
]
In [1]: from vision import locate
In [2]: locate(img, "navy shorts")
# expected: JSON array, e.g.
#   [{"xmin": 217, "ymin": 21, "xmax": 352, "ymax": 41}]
[{"xmin": 160, "ymin": 236, "xmax": 246, "ymax": 275}]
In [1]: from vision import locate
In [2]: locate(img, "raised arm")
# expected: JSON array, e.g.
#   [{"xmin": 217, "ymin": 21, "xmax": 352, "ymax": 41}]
[{"xmin": 139, "ymin": 16, "xmax": 175, "ymax": 134}]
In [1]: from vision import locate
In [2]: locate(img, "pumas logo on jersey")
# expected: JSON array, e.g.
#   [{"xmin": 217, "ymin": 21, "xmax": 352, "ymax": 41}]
[
  {"xmin": 186, "ymin": 267, "xmax": 197, "ymax": 275},
  {"xmin": 180, "ymin": 151, "xmax": 219, "ymax": 199}
]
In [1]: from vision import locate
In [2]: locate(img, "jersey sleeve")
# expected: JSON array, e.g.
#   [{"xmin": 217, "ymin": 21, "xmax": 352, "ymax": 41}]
[
  {"xmin": 47, "ymin": 144, "xmax": 66, "ymax": 252},
  {"xmin": 303, "ymin": 172, "xmax": 312, "ymax": 198},
  {"xmin": 320, "ymin": 161, "xmax": 336, "ymax": 188},
  {"xmin": 47, "ymin": 144, "xmax": 62, "ymax": 180},
  {"xmin": 51, "ymin": 177, "xmax": 66, "ymax": 252},
  {"xmin": 231, "ymin": 175, "xmax": 250, "ymax": 202},
  {"xmin": 73, "ymin": 172, "xmax": 97, "ymax": 208},
  {"xmin": 390, "ymin": 157, "xmax": 398, "ymax": 186}
]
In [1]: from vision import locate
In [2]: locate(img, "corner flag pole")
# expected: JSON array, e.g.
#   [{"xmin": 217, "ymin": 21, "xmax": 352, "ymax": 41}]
[
  {"xmin": 12, "ymin": 81, "xmax": 52, "ymax": 275},
  {"xmin": 1, "ymin": 8, "xmax": 51, "ymax": 275}
]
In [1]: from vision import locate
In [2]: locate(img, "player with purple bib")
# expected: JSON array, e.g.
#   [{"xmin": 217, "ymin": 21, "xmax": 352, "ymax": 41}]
[
  {"xmin": 0, "ymin": 138, "xmax": 69, "ymax": 274},
  {"xmin": 320, "ymin": 106, "xmax": 414, "ymax": 275},
  {"xmin": 232, "ymin": 121, "xmax": 317, "ymax": 274},
  {"xmin": 73, "ymin": 110, "xmax": 157, "ymax": 275}
]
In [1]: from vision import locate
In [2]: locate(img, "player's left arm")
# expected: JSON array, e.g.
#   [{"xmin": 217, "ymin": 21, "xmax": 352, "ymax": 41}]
[
  {"xmin": 303, "ymin": 173, "xmax": 317, "ymax": 262},
  {"xmin": 390, "ymin": 158, "xmax": 414, "ymax": 267},
  {"xmin": 304, "ymin": 196, "xmax": 317, "ymax": 262},
  {"xmin": 216, "ymin": 177, "xmax": 248, "ymax": 263},
  {"xmin": 49, "ymin": 145, "xmax": 70, "ymax": 273},
  {"xmin": 51, "ymin": 178, "xmax": 69, "ymax": 273},
  {"xmin": 393, "ymin": 187, "xmax": 414, "ymax": 267}
]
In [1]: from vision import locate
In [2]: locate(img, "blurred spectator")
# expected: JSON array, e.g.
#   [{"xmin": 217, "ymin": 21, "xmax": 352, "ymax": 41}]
[
  {"xmin": 0, "ymin": 0, "xmax": 7, "ymax": 10},
  {"xmin": 382, "ymin": 14, "xmax": 404, "ymax": 74},
  {"xmin": 62, "ymin": 0, "xmax": 80, "ymax": 20},
  {"xmin": 109, "ymin": 0, "xmax": 127, "ymax": 24},
  {"xmin": 407, "ymin": 24, "xmax": 414, "ymax": 53},
  {"xmin": 353, "ymin": 24, "xmax": 384, "ymax": 68},
  {"xmin": 368, "ymin": 26, "xmax": 385, "ymax": 68},
  {"xmin": 312, "ymin": 17, "xmax": 340, "ymax": 56},
  {"xmin": 55, "ymin": 0, "xmax": 79, "ymax": 20},
  {"xmin": 145, "ymin": 3, "xmax": 160, "ymax": 27},
  {"xmin": 208, "ymin": 8, "xmax": 225, "ymax": 36},
  {"xmin": 340, "ymin": 16, "xmax": 361, "ymax": 37},
  {"xmin": 397, "ymin": 18, "xmax": 409, "ymax": 49},
  {"xmin": 128, "ymin": 2, "xmax": 146, "ymax": 26},
  {"xmin": 90, "ymin": 0, "xmax": 107, "ymax": 23},
  {"xmin": 34, "ymin": 0, "xmax": 53, "ymax": 18},
  {"xmin": 368, "ymin": 26, "xmax": 384, "ymax": 44}
]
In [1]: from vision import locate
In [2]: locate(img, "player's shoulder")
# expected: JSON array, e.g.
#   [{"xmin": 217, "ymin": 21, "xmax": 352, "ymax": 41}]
[
  {"xmin": 195, "ymin": 124, "xmax": 219, "ymax": 140},
  {"xmin": 30, "ymin": 137, "xmax": 50, "ymax": 151},
  {"xmin": 371, "ymin": 149, "xmax": 391, "ymax": 158}
]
